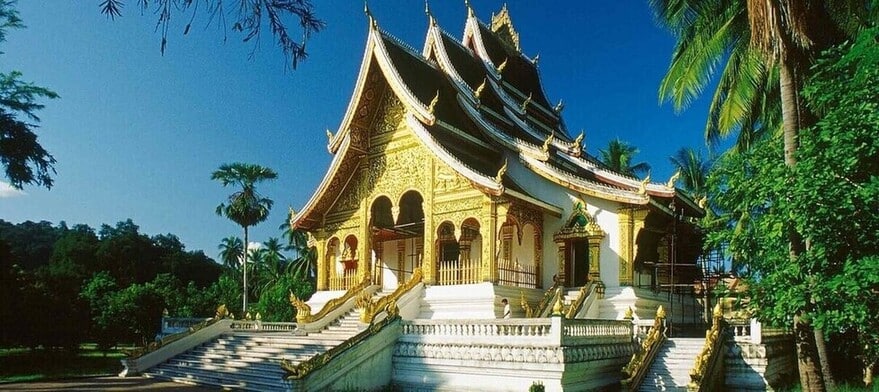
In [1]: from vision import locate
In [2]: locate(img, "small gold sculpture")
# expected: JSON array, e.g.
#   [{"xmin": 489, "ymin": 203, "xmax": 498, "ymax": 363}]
[
  {"xmin": 215, "ymin": 304, "xmax": 229, "ymax": 320},
  {"xmin": 637, "ymin": 174, "xmax": 651, "ymax": 196},
  {"xmin": 474, "ymin": 78, "xmax": 487, "ymax": 101},
  {"xmin": 290, "ymin": 292, "xmax": 312, "ymax": 324},
  {"xmin": 697, "ymin": 196, "xmax": 708, "ymax": 209},
  {"xmin": 656, "ymin": 305, "xmax": 666, "ymax": 319},
  {"xmin": 666, "ymin": 170, "xmax": 681, "ymax": 188},
  {"xmin": 572, "ymin": 130, "xmax": 584, "ymax": 152},
  {"xmin": 541, "ymin": 132, "xmax": 553, "ymax": 155},
  {"xmin": 497, "ymin": 58, "xmax": 508, "ymax": 74},
  {"xmin": 428, "ymin": 91, "xmax": 440, "ymax": 115},
  {"xmin": 521, "ymin": 92, "xmax": 532, "ymax": 112},
  {"xmin": 494, "ymin": 159, "xmax": 508, "ymax": 184},
  {"xmin": 623, "ymin": 306, "xmax": 634, "ymax": 320},
  {"xmin": 551, "ymin": 288, "xmax": 564, "ymax": 316}
]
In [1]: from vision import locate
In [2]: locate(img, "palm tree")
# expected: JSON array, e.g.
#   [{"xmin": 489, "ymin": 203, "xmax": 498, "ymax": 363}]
[
  {"xmin": 668, "ymin": 147, "xmax": 710, "ymax": 199},
  {"xmin": 280, "ymin": 211, "xmax": 317, "ymax": 281},
  {"xmin": 651, "ymin": 1, "xmax": 873, "ymax": 389},
  {"xmin": 598, "ymin": 138, "xmax": 651, "ymax": 178},
  {"xmin": 212, "ymin": 162, "xmax": 278, "ymax": 312},
  {"xmin": 218, "ymin": 236, "xmax": 244, "ymax": 270},
  {"xmin": 256, "ymin": 237, "xmax": 287, "ymax": 297}
]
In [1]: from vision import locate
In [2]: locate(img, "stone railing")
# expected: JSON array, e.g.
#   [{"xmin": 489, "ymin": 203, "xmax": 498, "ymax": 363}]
[
  {"xmin": 621, "ymin": 306, "xmax": 667, "ymax": 391},
  {"xmin": 158, "ymin": 317, "xmax": 211, "ymax": 338},
  {"xmin": 688, "ymin": 304, "xmax": 727, "ymax": 391},
  {"xmin": 292, "ymin": 275, "xmax": 371, "ymax": 325},
  {"xmin": 400, "ymin": 316, "xmax": 632, "ymax": 348},
  {"xmin": 633, "ymin": 318, "xmax": 655, "ymax": 339},
  {"xmin": 229, "ymin": 320, "xmax": 297, "ymax": 332},
  {"xmin": 281, "ymin": 302, "xmax": 401, "ymax": 380},
  {"xmin": 728, "ymin": 318, "xmax": 790, "ymax": 344},
  {"xmin": 565, "ymin": 281, "xmax": 595, "ymax": 319},
  {"xmin": 119, "ymin": 318, "xmax": 233, "ymax": 377},
  {"xmin": 361, "ymin": 267, "xmax": 423, "ymax": 323}
]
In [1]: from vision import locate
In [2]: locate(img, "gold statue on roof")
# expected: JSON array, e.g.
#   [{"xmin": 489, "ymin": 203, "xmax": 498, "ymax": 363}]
[
  {"xmin": 497, "ymin": 58, "xmax": 508, "ymax": 74},
  {"xmin": 638, "ymin": 174, "xmax": 651, "ymax": 196},
  {"xmin": 428, "ymin": 90, "xmax": 440, "ymax": 115},
  {"xmin": 666, "ymin": 170, "xmax": 681, "ymax": 188},
  {"xmin": 495, "ymin": 158, "xmax": 508, "ymax": 184}
]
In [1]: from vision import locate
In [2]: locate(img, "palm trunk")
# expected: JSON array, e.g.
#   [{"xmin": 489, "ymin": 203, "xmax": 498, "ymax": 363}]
[
  {"xmin": 780, "ymin": 55, "xmax": 827, "ymax": 392},
  {"xmin": 243, "ymin": 226, "xmax": 249, "ymax": 313}
]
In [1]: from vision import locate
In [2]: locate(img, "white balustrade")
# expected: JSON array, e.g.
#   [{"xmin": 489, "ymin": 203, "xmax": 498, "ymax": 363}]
[{"xmin": 230, "ymin": 320, "xmax": 297, "ymax": 332}]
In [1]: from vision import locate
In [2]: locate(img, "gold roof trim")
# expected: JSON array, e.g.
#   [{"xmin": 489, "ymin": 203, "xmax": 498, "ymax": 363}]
[{"xmin": 490, "ymin": 4, "xmax": 521, "ymax": 51}]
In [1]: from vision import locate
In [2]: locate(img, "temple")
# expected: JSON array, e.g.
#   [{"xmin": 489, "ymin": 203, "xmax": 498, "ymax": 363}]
[
  {"xmin": 129, "ymin": 6, "xmax": 797, "ymax": 391},
  {"xmin": 291, "ymin": 4, "xmax": 705, "ymax": 321}
]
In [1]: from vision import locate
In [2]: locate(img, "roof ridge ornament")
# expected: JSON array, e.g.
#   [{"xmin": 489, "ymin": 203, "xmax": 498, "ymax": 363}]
[
  {"xmin": 497, "ymin": 57, "xmax": 508, "ymax": 74},
  {"xmin": 521, "ymin": 92, "xmax": 532, "ymax": 112},
  {"xmin": 474, "ymin": 78, "xmax": 487, "ymax": 105},
  {"xmin": 364, "ymin": 0, "xmax": 377, "ymax": 29},
  {"xmin": 425, "ymin": 0, "xmax": 437, "ymax": 26},
  {"xmin": 554, "ymin": 99, "xmax": 564, "ymax": 114},
  {"xmin": 638, "ymin": 174, "xmax": 651, "ymax": 196},
  {"xmin": 541, "ymin": 131, "xmax": 554, "ymax": 155},
  {"xmin": 572, "ymin": 130, "xmax": 584, "ymax": 156},
  {"xmin": 428, "ymin": 90, "xmax": 440, "ymax": 115},
  {"xmin": 326, "ymin": 129, "xmax": 335, "ymax": 146},
  {"xmin": 490, "ymin": 3, "xmax": 521, "ymax": 52},
  {"xmin": 465, "ymin": 0, "xmax": 474, "ymax": 18},
  {"xmin": 495, "ymin": 158, "xmax": 508, "ymax": 184},
  {"xmin": 666, "ymin": 170, "xmax": 681, "ymax": 189},
  {"xmin": 531, "ymin": 53, "xmax": 540, "ymax": 65},
  {"xmin": 697, "ymin": 196, "xmax": 708, "ymax": 209}
]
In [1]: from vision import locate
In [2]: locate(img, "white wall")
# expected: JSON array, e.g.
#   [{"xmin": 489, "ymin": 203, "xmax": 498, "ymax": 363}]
[{"xmin": 505, "ymin": 155, "xmax": 624, "ymax": 288}]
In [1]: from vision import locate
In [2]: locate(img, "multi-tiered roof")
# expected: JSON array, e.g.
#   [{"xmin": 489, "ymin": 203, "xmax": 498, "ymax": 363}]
[{"xmin": 292, "ymin": 5, "xmax": 701, "ymax": 230}]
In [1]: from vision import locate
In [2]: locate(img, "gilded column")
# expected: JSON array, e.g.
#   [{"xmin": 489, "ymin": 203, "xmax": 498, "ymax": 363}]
[
  {"xmin": 357, "ymin": 188, "xmax": 370, "ymax": 284},
  {"xmin": 588, "ymin": 239, "xmax": 601, "ymax": 281},
  {"xmin": 617, "ymin": 207, "xmax": 634, "ymax": 286},
  {"xmin": 555, "ymin": 242, "xmax": 566, "ymax": 286},
  {"xmin": 422, "ymin": 160, "xmax": 436, "ymax": 285},
  {"xmin": 315, "ymin": 230, "xmax": 328, "ymax": 291}
]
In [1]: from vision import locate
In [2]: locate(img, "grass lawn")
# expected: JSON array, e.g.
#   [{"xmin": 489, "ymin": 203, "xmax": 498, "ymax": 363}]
[{"xmin": 0, "ymin": 344, "xmax": 128, "ymax": 383}]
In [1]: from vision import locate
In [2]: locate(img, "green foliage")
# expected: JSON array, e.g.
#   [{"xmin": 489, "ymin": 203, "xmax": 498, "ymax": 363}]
[
  {"xmin": 529, "ymin": 381, "xmax": 545, "ymax": 392},
  {"xmin": 99, "ymin": 0, "xmax": 325, "ymax": 69},
  {"xmin": 597, "ymin": 138, "xmax": 650, "ymax": 177},
  {"xmin": 0, "ymin": 2, "xmax": 58, "ymax": 189},
  {"xmin": 251, "ymin": 274, "xmax": 314, "ymax": 322},
  {"xmin": 706, "ymin": 28, "xmax": 879, "ymax": 382}
]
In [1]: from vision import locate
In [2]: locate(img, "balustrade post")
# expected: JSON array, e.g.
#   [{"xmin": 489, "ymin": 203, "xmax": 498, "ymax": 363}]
[
  {"xmin": 750, "ymin": 318, "xmax": 762, "ymax": 344},
  {"xmin": 550, "ymin": 316, "xmax": 563, "ymax": 346}
]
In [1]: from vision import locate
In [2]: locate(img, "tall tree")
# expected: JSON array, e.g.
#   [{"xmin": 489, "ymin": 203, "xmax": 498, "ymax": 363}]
[
  {"xmin": 218, "ymin": 236, "xmax": 244, "ymax": 270},
  {"xmin": 212, "ymin": 162, "xmax": 277, "ymax": 312},
  {"xmin": 0, "ymin": 1, "xmax": 58, "ymax": 189},
  {"xmin": 651, "ymin": 1, "xmax": 875, "ymax": 388},
  {"xmin": 597, "ymin": 138, "xmax": 651, "ymax": 178},
  {"xmin": 668, "ymin": 147, "xmax": 710, "ymax": 199},
  {"xmin": 280, "ymin": 211, "xmax": 316, "ymax": 281}
]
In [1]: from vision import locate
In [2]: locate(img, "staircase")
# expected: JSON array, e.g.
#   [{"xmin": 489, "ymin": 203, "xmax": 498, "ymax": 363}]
[
  {"xmin": 638, "ymin": 337, "xmax": 703, "ymax": 391},
  {"xmin": 144, "ymin": 310, "xmax": 365, "ymax": 391}
]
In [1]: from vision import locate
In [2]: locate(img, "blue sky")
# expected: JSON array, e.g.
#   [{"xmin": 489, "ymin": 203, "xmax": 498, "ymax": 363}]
[{"xmin": 1, "ymin": 1, "xmax": 716, "ymax": 259}]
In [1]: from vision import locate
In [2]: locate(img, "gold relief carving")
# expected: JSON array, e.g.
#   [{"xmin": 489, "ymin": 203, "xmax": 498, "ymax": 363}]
[
  {"xmin": 435, "ymin": 165, "xmax": 471, "ymax": 193},
  {"xmin": 433, "ymin": 196, "xmax": 484, "ymax": 215}
]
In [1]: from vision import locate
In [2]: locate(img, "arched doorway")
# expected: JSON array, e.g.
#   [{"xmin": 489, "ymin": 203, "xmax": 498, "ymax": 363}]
[
  {"xmin": 553, "ymin": 201, "xmax": 604, "ymax": 287},
  {"xmin": 368, "ymin": 191, "xmax": 425, "ymax": 289}
]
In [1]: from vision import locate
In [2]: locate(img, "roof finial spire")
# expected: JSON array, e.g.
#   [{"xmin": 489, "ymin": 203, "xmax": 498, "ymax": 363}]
[
  {"xmin": 364, "ymin": 1, "xmax": 377, "ymax": 28},
  {"xmin": 465, "ymin": 0, "xmax": 474, "ymax": 18},
  {"xmin": 424, "ymin": 0, "xmax": 436, "ymax": 25}
]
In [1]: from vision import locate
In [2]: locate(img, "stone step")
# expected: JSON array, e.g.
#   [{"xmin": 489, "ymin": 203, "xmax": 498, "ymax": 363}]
[
  {"xmin": 146, "ymin": 366, "xmax": 287, "ymax": 392},
  {"xmin": 183, "ymin": 349, "xmax": 320, "ymax": 363},
  {"xmin": 164, "ymin": 357, "xmax": 287, "ymax": 377}
]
